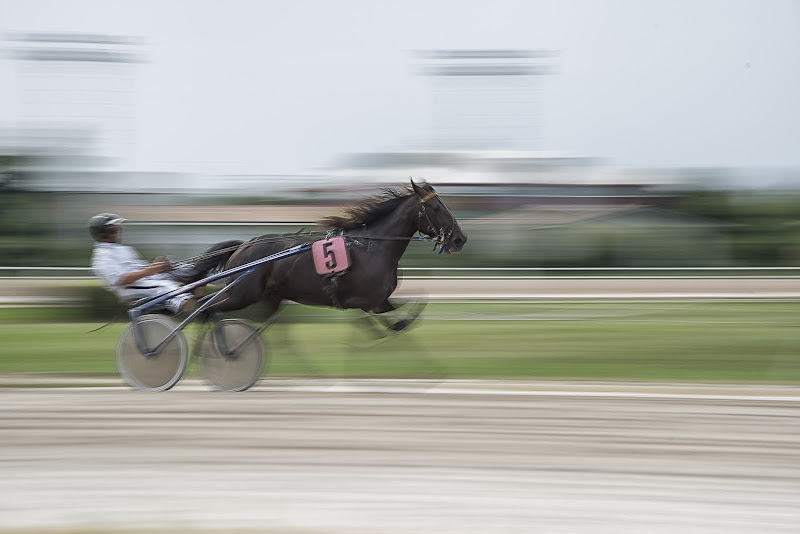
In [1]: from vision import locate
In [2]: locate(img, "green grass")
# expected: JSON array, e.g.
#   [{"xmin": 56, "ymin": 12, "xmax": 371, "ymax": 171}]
[{"xmin": 1, "ymin": 301, "xmax": 800, "ymax": 382}]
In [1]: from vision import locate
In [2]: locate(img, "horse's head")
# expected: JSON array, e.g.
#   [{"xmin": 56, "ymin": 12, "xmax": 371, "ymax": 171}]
[{"xmin": 411, "ymin": 179, "xmax": 467, "ymax": 254}]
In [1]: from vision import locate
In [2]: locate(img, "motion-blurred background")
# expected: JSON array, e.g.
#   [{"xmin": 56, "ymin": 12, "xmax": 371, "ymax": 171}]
[
  {"xmin": 3, "ymin": 7, "xmax": 800, "ymax": 533},
  {"xmin": 1, "ymin": 0, "xmax": 799, "ymax": 271}
]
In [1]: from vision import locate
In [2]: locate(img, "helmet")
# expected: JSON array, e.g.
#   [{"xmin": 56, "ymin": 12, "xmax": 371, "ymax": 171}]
[{"xmin": 89, "ymin": 213, "xmax": 126, "ymax": 241}]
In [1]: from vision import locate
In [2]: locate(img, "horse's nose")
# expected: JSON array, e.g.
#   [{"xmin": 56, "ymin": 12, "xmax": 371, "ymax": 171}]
[{"xmin": 450, "ymin": 231, "xmax": 467, "ymax": 252}]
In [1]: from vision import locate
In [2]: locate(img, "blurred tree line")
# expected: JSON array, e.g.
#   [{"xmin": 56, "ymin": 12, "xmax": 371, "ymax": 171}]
[
  {"xmin": 3, "ymin": 153, "xmax": 800, "ymax": 269},
  {"xmin": 445, "ymin": 190, "xmax": 800, "ymax": 269},
  {"xmin": 0, "ymin": 156, "xmax": 90, "ymax": 266},
  {"xmin": 1, "ymin": 155, "xmax": 52, "ymax": 265},
  {"xmin": 663, "ymin": 190, "xmax": 800, "ymax": 266}
]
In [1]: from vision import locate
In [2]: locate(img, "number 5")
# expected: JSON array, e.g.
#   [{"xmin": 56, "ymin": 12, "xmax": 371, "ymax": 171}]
[{"xmin": 323, "ymin": 241, "xmax": 337, "ymax": 269}]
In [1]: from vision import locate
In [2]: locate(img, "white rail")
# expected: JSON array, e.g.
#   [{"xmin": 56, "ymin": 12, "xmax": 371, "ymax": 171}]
[{"xmin": 4, "ymin": 266, "xmax": 800, "ymax": 280}]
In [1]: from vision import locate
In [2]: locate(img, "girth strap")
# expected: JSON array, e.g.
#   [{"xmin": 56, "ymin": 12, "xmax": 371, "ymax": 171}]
[{"xmin": 328, "ymin": 276, "xmax": 343, "ymax": 309}]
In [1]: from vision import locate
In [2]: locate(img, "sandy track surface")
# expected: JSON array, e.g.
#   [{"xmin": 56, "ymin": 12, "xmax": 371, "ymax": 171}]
[{"xmin": 2, "ymin": 380, "xmax": 800, "ymax": 533}]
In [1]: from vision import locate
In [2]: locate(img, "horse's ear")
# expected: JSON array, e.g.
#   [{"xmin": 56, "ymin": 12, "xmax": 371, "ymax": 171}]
[{"xmin": 411, "ymin": 178, "xmax": 424, "ymax": 197}]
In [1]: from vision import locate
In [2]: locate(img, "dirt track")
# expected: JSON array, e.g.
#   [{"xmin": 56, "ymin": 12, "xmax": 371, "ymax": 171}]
[{"xmin": 2, "ymin": 380, "xmax": 800, "ymax": 533}]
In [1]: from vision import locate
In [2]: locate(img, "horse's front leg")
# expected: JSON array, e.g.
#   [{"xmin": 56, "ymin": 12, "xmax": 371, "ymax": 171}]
[
  {"xmin": 368, "ymin": 298, "xmax": 426, "ymax": 332},
  {"xmin": 369, "ymin": 300, "xmax": 395, "ymax": 314}
]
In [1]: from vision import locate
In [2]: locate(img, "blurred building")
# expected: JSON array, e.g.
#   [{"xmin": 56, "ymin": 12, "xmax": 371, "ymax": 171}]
[
  {"xmin": 314, "ymin": 149, "xmax": 687, "ymax": 207},
  {"xmin": 7, "ymin": 32, "xmax": 143, "ymax": 171},
  {"xmin": 416, "ymin": 49, "xmax": 557, "ymax": 151}
]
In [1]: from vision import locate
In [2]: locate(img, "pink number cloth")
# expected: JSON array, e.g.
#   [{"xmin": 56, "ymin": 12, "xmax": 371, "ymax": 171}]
[{"xmin": 312, "ymin": 236, "xmax": 350, "ymax": 275}]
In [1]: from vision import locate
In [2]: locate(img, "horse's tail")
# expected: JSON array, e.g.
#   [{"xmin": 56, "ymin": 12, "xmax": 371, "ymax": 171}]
[{"xmin": 172, "ymin": 239, "xmax": 244, "ymax": 284}]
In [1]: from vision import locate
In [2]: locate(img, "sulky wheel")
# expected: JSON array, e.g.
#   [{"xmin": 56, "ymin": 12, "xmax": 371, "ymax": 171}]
[
  {"xmin": 116, "ymin": 314, "xmax": 189, "ymax": 391},
  {"xmin": 198, "ymin": 318, "xmax": 265, "ymax": 392}
]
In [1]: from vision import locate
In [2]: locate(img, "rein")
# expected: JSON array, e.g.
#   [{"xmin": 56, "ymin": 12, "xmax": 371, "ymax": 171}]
[
  {"xmin": 173, "ymin": 229, "xmax": 439, "ymax": 268},
  {"xmin": 176, "ymin": 232, "xmax": 324, "ymax": 266},
  {"xmin": 173, "ymin": 189, "xmax": 453, "ymax": 266}
]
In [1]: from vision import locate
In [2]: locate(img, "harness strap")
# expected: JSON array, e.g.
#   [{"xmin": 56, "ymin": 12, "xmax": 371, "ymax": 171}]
[
  {"xmin": 329, "ymin": 275, "xmax": 343, "ymax": 308},
  {"xmin": 420, "ymin": 191, "xmax": 438, "ymax": 203}
]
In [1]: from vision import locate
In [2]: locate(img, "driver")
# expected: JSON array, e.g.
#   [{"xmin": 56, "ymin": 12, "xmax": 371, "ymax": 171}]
[{"xmin": 89, "ymin": 213, "xmax": 197, "ymax": 313}]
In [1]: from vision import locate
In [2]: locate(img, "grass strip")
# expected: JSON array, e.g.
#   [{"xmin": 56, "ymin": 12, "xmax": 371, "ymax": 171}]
[{"xmin": 1, "ymin": 301, "xmax": 798, "ymax": 382}]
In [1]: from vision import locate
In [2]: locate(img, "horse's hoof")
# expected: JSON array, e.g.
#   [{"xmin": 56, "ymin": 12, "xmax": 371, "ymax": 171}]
[{"xmin": 389, "ymin": 319, "xmax": 410, "ymax": 332}]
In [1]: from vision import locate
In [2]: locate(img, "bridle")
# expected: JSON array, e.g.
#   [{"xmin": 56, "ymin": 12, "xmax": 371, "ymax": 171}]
[{"xmin": 417, "ymin": 190, "xmax": 457, "ymax": 253}]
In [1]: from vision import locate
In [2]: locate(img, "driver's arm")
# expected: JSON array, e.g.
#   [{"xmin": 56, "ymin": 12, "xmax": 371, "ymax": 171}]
[{"xmin": 116, "ymin": 261, "xmax": 171, "ymax": 286}]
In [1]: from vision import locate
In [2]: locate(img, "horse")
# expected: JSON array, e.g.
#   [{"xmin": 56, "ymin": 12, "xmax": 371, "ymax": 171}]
[{"xmin": 188, "ymin": 180, "xmax": 466, "ymax": 329}]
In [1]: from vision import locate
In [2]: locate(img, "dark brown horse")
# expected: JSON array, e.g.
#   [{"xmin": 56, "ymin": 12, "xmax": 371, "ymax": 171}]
[{"xmin": 194, "ymin": 180, "xmax": 466, "ymax": 326}]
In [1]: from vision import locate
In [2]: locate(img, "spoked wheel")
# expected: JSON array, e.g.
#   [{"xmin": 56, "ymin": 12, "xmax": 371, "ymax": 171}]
[
  {"xmin": 116, "ymin": 314, "xmax": 189, "ymax": 391},
  {"xmin": 198, "ymin": 318, "xmax": 265, "ymax": 391}
]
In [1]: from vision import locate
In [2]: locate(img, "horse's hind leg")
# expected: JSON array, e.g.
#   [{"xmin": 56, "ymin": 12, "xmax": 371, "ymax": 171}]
[
  {"xmin": 257, "ymin": 294, "xmax": 283, "ymax": 326},
  {"xmin": 205, "ymin": 274, "xmax": 264, "ymax": 316}
]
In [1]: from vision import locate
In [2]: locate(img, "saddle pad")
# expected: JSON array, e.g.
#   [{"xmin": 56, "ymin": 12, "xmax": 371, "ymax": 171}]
[{"xmin": 312, "ymin": 236, "xmax": 350, "ymax": 275}]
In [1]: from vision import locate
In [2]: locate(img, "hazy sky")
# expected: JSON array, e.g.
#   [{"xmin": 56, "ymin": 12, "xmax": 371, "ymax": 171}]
[{"xmin": 1, "ymin": 0, "xmax": 799, "ymax": 174}]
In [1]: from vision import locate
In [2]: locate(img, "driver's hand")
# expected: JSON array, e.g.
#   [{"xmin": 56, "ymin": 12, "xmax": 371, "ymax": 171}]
[{"xmin": 150, "ymin": 260, "xmax": 172, "ymax": 274}]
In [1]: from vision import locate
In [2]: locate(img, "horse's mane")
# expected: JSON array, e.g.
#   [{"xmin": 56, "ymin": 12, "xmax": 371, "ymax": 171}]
[{"xmin": 318, "ymin": 186, "xmax": 414, "ymax": 230}]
